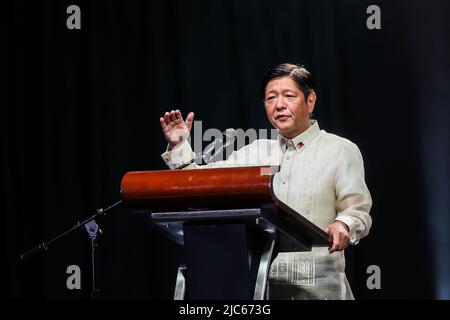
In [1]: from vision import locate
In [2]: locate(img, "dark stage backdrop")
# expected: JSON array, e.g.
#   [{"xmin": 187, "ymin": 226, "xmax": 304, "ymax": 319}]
[{"xmin": 3, "ymin": 0, "xmax": 449, "ymax": 299}]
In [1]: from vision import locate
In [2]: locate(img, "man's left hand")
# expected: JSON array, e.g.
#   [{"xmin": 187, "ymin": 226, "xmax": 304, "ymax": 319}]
[{"xmin": 324, "ymin": 221, "xmax": 350, "ymax": 254}]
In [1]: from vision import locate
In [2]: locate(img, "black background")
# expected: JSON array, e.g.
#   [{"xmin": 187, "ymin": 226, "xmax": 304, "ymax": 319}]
[{"xmin": 3, "ymin": 0, "xmax": 449, "ymax": 300}]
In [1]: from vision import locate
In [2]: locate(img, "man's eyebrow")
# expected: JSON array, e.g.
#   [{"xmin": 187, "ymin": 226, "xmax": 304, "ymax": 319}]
[{"xmin": 266, "ymin": 88, "xmax": 297, "ymax": 94}]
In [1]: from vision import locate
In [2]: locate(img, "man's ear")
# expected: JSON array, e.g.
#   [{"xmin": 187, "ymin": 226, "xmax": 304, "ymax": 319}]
[{"xmin": 307, "ymin": 91, "xmax": 316, "ymax": 113}]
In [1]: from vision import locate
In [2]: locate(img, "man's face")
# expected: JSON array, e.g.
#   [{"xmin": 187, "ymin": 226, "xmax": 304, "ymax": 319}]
[{"xmin": 264, "ymin": 76, "xmax": 316, "ymax": 139}]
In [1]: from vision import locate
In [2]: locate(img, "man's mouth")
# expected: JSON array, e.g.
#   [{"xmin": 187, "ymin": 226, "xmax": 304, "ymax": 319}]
[{"xmin": 275, "ymin": 115, "xmax": 290, "ymax": 121}]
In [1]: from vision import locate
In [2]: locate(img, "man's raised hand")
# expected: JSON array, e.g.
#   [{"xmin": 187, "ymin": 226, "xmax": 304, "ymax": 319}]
[{"xmin": 160, "ymin": 110, "xmax": 194, "ymax": 150}]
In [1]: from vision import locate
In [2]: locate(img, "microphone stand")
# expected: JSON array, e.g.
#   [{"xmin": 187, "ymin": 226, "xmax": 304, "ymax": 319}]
[
  {"xmin": 20, "ymin": 200, "xmax": 123, "ymax": 300},
  {"xmin": 174, "ymin": 153, "xmax": 204, "ymax": 170}
]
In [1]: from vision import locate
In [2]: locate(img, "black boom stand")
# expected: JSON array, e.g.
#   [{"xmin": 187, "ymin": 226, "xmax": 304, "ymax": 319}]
[{"xmin": 20, "ymin": 200, "xmax": 123, "ymax": 300}]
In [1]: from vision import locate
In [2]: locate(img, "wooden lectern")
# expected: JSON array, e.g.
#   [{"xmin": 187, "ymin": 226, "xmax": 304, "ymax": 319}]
[{"xmin": 120, "ymin": 166, "xmax": 329, "ymax": 300}]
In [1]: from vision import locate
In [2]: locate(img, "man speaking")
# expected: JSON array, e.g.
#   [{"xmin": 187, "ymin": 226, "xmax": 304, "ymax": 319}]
[{"xmin": 159, "ymin": 63, "xmax": 372, "ymax": 300}]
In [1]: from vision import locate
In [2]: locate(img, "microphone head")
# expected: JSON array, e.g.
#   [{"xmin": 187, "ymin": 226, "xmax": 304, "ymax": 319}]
[{"xmin": 224, "ymin": 128, "xmax": 237, "ymax": 137}]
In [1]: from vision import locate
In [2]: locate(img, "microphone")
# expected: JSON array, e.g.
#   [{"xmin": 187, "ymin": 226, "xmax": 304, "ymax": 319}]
[
  {"xmin": 174, "ymin": 128, "xmax": 237, "ymax": 169},
  {"xmin": 202, "ymin": 128, "xmax": 237, "ymax": 164}
]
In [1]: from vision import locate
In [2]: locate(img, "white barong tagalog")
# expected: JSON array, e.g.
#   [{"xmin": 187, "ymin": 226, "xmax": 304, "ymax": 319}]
[{"xmin": 161, "ymin": 120, "xmax": 372, "ymax": 300}]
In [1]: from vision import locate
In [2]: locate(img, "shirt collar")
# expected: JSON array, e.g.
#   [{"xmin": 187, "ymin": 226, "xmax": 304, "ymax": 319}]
[{"xmin": 278, "ymin": 120, "xmax": 320, "ymax": 152}]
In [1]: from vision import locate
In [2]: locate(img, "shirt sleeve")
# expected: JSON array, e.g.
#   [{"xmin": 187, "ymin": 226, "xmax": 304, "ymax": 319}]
[
  {"xmin": 333, "ymin": 141, "xmax": 373, "ymax": 245},
  {"xmin": 160, "ymin": 140, "xmax": 198, "ymax": 170}
]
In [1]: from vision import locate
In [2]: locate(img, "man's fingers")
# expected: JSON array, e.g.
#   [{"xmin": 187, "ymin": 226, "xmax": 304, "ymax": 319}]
[
  {"xmin": 162, "ymin": 109, "xmax": 193, "ymax": 138},
  {"xmin": 164, "ymin": 112, "xmax": 171, "ymax": 124},
  {"xmin": 169, "ymin": 110, "xmax": 176, "ymax": 122},
  {"xmin": 175, "ymin": 109, "xmax": 181, "ymax": 119},
  {"xmin": 160, "ymin": 117, "xmax": 167, "ymax": 129},
  {"xmin": 324, "ymin": 226, "xmax": 333, "ymax": 244},
  {"xmin": 174, "ymin": 109, "xmax": 184, "ymax": 125},
  {"xmin": 329, "ymin": 231, "xmax": 340, "ymax": 253},
  {"xmin": 339, "ymin": 235, "xmax": 350, "ymax": 251},
  {"xmin": 185, "ymin": 112, "xmax": 194, "ymax": 127},
  {"xmin": 328, "ymin": 233, "xmax": 333, "ymax": 244}
]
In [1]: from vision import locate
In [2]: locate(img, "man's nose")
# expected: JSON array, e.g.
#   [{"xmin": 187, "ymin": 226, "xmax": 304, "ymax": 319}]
[{"xmin": 275, "ymin": 97, "xmax": 287, "ymax": 110}]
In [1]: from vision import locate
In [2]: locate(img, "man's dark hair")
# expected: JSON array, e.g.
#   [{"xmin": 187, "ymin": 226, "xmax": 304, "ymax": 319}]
[{"xmin": 261, "ymin": 63, "xmax": 316, "ymax": 101}]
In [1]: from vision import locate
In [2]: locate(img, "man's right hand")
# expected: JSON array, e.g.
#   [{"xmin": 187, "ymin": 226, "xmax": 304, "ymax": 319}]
[{"xmin": 160, "ymin": 109, "xmax": 194, "ymax": 150}]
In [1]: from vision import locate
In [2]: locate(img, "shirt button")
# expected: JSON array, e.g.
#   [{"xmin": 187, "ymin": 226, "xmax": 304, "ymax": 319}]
[
  {"xmin": 285, "ymin": 155, "xmax": 291, "ymax": 160},
  {"xmin": 282, "ymin": 180, "xmax": 287, "ymax": 184}
]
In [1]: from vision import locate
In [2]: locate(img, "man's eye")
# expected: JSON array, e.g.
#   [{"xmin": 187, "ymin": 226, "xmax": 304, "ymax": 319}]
[{"xmin": 266, "ymin": 96, "xmax": 275, "ymax": 101}]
